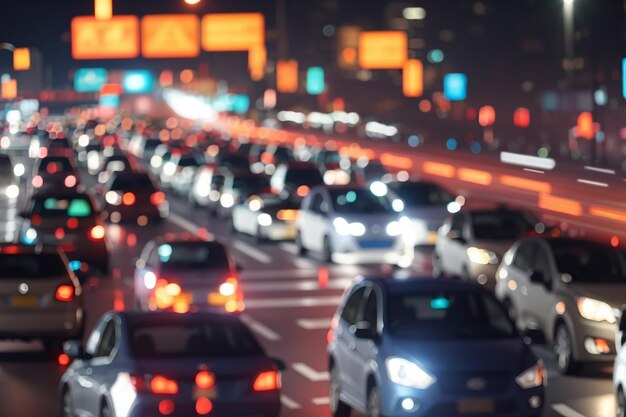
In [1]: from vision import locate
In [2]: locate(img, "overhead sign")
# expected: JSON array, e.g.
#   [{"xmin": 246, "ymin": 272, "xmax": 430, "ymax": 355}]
[
  {"xmin": 122, "ymin": 70, "xmax": 154, "ymax": 94},
  {"xmin": 142, "ymin": 15, "xmax": 200, "ymax": 58},
  {"xmin": 443, "ymin": 73, "xmax": 467, "ymax": 101},
  {"xmin": 13, "ymin": 48, "xmax": 30, "ymax": 71},
  {"xmin": 358, "ymin": 31, "xmax": 407, "ymax": 69},
  {"xmin": 276, "ymin": 60, "xmax": 298, "ymax": 93},
  {"xmin": 201, "ymin": 13, "xmax": 264, "ymax": 51},
  {"xmin": 1, "ymin": 79, "xmax": 17, "ymax": 100},
  {"xmin": 402, "ymin": 59, "xmax": 423, "ymax": 97},
  {"xmin": 306, "ymin": 67, "xmax": 325, "ymax": 95},
  {"xmin": 72, "ymin": 15, "xmax": 140, "ymax": 59},
  {"xmin": 74, "ymin": 68, "xmax": 108, "ymax": 92}
]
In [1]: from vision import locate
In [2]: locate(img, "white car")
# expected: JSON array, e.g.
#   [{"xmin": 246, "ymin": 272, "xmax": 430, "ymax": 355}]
[
  {"xmin": 232, "ymin": 194, "xmax": 300, "ymax": 241},
  {"xmin": 296, "ymin": 183, "xmax": 414, "ymax": 267},
  {"xmin": 614, "ymin": 314, "xmax": 626, "ymax": 415}
]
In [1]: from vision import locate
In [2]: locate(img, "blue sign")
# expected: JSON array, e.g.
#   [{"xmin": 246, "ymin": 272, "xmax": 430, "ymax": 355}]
[
  {"xmin": 623, "ymin": 58, "xmax": 626, "ymax": 100},
  {"xmin": 306, "ymin": 67, "xmax": 325, "ymax": 95},
  {"xmin": 443, "ymin": 73, "xmax": 467, "ymax": 101},
  {"xmin": 231, "ymin": 95, "xmax": 250, "ymax": 114},
  {"xmin": 122, "ymin": 70, "xmax": 154, "ymax": 94},
  {"xmin": 99, "ymin": 94, "xmax": 120, "ymax": 108},
  {"xmin": 74, "ymin": 68, "xmax": 108, "ymax": 93}
]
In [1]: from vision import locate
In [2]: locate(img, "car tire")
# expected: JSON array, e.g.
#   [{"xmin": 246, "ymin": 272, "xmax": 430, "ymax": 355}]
[
  {"xmin": 431, "ymin": 252, "xmax": 443, "ymax": 278},
  {"xmin": 617, "ymin": 387, "xmax": 626, "ymax": 417},
  {"xmin": 296, "ymin": 231, "xmax": 307, "ymax": 256},
  {"xmin": 100, "ymin": 402, "xmax": 112, "ymax": 417},
  {"xmin": 323, "ymin": 236, "xmax": 334, "ymax": 264},
  {"xmin": 366, "ymin": 385, "xmax": 385, "ymax": 417},
  {"xmin": 61, "ymin": 388, "xmax": 74, "ymax": 417},
  {"xmin": 329, "ymin": 366, "xmax": 351, "ymax": 417},
  {"xmin": 554, "ymin": 323, "xmax": 581, "ymax": 375}
]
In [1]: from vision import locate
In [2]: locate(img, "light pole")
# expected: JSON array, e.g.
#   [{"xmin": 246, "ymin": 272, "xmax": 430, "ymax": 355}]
[{"xmin": 563, "ymin": 0, "xmax": 575, "ymax": 87}]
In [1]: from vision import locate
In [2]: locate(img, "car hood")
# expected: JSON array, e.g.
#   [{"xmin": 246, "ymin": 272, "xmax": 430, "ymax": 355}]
[
  {"xmin": 567, "ymin": 283, "xmax": 626, "ymax": 309},
  {"xmin": 469, "ymin": 240, "xmax": 517, "ymax": 258},
  {"xmin": 382, "ymin": 336, "xmax": 533, "ymax": 374}
]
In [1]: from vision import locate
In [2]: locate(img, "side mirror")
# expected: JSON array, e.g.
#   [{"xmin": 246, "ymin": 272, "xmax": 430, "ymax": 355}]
[
  {"xmin": 63, "ymin": 340, "xmax": 90, "ymax": 360},
  {"xmin": 272, "ymin": 357, "xmax": 287, "ymax": 371},
  {"xmin": 350, "ymin": 321, "xmax": 377, "ymax": 340}
]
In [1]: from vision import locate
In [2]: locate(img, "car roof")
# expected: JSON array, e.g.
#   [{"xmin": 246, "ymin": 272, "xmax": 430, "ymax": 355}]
[
  {"xmin": 119, "ymin": 311, "xmax": 243, "ymax": 326},
  {"xmin": 364, "ymin": 277, "xmax": 491, "ymax": 294}
]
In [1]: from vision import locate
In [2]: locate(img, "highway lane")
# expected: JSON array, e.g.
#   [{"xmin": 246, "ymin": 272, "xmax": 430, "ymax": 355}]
[{"xmin": 0, "ymin": 140, "xmax": 619, "ymax": 417}]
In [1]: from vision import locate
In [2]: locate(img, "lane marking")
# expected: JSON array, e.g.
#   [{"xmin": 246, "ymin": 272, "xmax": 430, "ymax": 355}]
[
  {"xmin": 552, "ymin": 404, "xmax": 587, "ymax": 417},
  {"xmin": 500, "ymin": 151, "xmax": 556, "ymax": 170},
  {"xmin": 279, "ymin": 243, "xmax": 299, "ymax": 255},
  {"xmin": 233, "ymin": 240, "xmax": 272, "ymax": 264},
  {"xmin": 242, "ymin": 269, "xmax": 319, "ymax": 280},
  {"xmin": 584, "ymin": 166, "xmax": 615, "ymax": 175},
  {"xmin": 296, "ymin": 318, "xmax": 332, "ymax": 330},
  {"xmin": 245, "ymin": 296, "xmax": 343, "ymax": 309},
  {"xmin": 577, "ymin": 179, "xmax": 609, "ymax": 188},
  {"xmin": 280, "ymin": 395, "xmax": 301, "ymax": 410},
  {"xmin": 243, "ymin": 278, "xmax": 352, "ymax": 292},
  {"xmin": 523, "ymin": 168, "xmax": 545, "ymax": 174},
  {"xmin": 292, "ymin": 362, "xmax": 330, "ymax": 382},
  {"xmin": 239, "ymin": 314, "xmax": 281, "ymax": 342},
  {"xmin": 294, "ymin": 257, "xmax": 317, "ymax": 269},
  {"xmin": 312, "ymin": 397, "xmax": 330, "ymax": 406},
  {"xmin": 168, "ymin": 212, "xmax": 200, "ymax": 234}
]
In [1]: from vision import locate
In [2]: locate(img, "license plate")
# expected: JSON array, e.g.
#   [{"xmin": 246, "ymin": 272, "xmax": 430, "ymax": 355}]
[
  {"xmin": 457, "ymin": 399, "xmax": 494, "ymax": 414},
  {"xmin": 10, "ymin": 295, "xmax": 38, "ymax": 308},
  {"xmin": 175, "ymin": 293, "xmax": 193, "ymax": 305},
  {"xmin": 193, "ymin": 386, "xmax": 219, "ymax": 400},
  {"xmin": 208, "ymin": 292, "xmax": 226, "ymax": 305}
]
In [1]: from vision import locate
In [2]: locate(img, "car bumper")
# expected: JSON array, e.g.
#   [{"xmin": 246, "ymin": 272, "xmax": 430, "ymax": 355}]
[
  {"xmin": 63, "ymin": 242, "xmax": 109, "ymax": 271},
  {"xmin": 571, "ymin": 318, "xmax": 618, "ymax": 362},
  {"xmin": 0, "ymin": 308, "xmax": 84, "ymax": 340},
  {"xmin": 260, "ymin": 223, "xmax": 297, "ymax": 241},
  {"xmin": 105, "ymin": 204, "xmax": 168, "ymax": 223},
  {"xmin": 331, "ymin": 234, "xmax": 413, "ymax": 266}
]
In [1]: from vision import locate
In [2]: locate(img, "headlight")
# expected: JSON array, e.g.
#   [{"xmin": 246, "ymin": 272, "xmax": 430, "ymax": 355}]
[
  {"xmin": 5, "ymin": 184, "xmax": 19, "ymax": 199},
  {"xmin": 577, "ymin": 297, "xmax": 616, "ymax": 323},
  {"xmin": 333, "ymin": 217, "xmax": 366, "ymax": 237},
  {"xmin": 386, "ymin": 221, "xmax": 402, "ymax": 236},
  {"xmin": 467, "ymin": 247, "xmax": 499, "ymax": 265},
  {"xmin": 385, "ymin": 357, "xmax": 436, "ymax": 389},
  {"xmin": 515, "ymin": 361, "xmax": 545, "ymax": 389},
  {"xmin": 23, "ymin": 227, "xmax": 37, "ymax": 244},
  {"xmin": 257, "ymin": 213, "xmax": 272, "ymax": 227}
]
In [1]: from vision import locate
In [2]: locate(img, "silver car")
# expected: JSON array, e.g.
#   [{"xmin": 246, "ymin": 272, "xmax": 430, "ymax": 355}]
[{"xmin": 495, "ymin": 237, "xmax": 626, "ymax": 374}]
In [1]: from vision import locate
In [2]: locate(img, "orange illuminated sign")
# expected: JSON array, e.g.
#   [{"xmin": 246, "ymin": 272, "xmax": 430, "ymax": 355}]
[
  {"xmin": 358, "ymin": 31, "xmax": 407, "ymax": 69},
  {"xmin": 95, "ymin": 0, "xmax": 112, "ymax": 20},
  {"xmin": 100, "ymin": 83, "xmax": 123, "ymax": 95},
  {"xmin": 276, "ymin": 60, "xmax": 298, "ymax": 93},
  {"xmin": 142, "ymin": 15, "xmax": 200, "ymax": 58},
  {"xmin": 248, "ymin": 45, "xmax": 266, "ymax": 81},
  {"xmin": 72, "ymin": 15, "xmax": 139, "ymax": 59},
  {"xmin": 13, "ymin": 48, "xmax": 30, "ymax": 71},
  {"xmin": 1, "ymin": 80, "xmax": 17, "ymax": 100},
  {"xmin": 402, "ymin": 59, "xmax": 423, "ymax": 97},
  {"xmin": 576, "ymin": 111, "xmax": 594, "ymax": 140},
  {"xmin": 201, "ymin": 13, "xmax": 264, "ymax": 52}
]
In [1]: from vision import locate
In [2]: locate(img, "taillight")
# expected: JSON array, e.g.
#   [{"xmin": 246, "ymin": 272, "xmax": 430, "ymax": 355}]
[
  {"xmin": 55, "ymin": 285, "xmax": 75, "ymax": 302},
  {"xmin": 122, "ymin": 192, "xmax": 136, "ymax": 206},
  {"xmin": 32, "ymin": 175, "xmax": 43, "ymax": 188},
  {"xmin": 296, "ymin": 185, "xmax": 310, "ymax": 197},
  {"xmin": 150, "ymin": 191, "xmax": 165, "ymax": 206},
  {"xmin": 253, "ymin": 370, "xmax": 281, "ymax": 391},
  {"xmin": 219, "ymin": 277, "xmax": 237, "ymax": 297},
  {"xmin": 277, "ymin": 209, "xmax": 299, "ymax": 221},
  {"xmin": 64, "ymin": 175, "xmax": 77, "ymax": 188},
  {"xmin": 195, "ymin": 370, "xmax": 216, "ymax": 389},
  {"xmin": 150, "ymin": 375, "xmax": 179, "ymax": 394},
  {"xmin": 89, "ymin": 225, "xmax": 105, "ymax": 240}
]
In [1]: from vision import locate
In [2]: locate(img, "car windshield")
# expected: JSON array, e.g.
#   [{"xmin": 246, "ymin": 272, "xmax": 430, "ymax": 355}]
[
  {"xmin": 0, "ymin": 253, "xmax": 67, "ymax": 278},
  {"xmin": 220, "ymin": 156, "xmax": 249, "ymax": 170},
  {"xmin": 285, "ymin": 168, "xmax": 324, "ymax": 186},
  {"xmin": 549, "ymin": 240, "xmax": 626, "ymax": 283},
  {"xmin": 31, "ymin": 196, "xmax": 94, "ymax": 217},
  {"xmin": 158, "ymin": 242, "xmax": 230, "ymax": 271},
  {"xmin": 329, "ymin": 188, "xmax": 393, "ymax": 214},
  {"xmin": 388, "ymin": 290, "xmax": 516, "ymax": 339},
  {"xmin": 392, "ymin": 183, "xmax": 454, "ymax": 207},
  {"xmin": 144, "ymin": 138, "xmax": 161, "ymax": 151},
  {"xmin": 178, "ymin": 154, "xmax": 204, "ymax": 167},
  {"xmin": 233, "ymin": 176, "xmax": 270, "ymax": 190},
  {"xmin": 471, "ymin": 211, "xmax": 537, "ymax": 240},
  {"xmin": 110, "ymin": 174, "xmax": 155, "ymax": 191},
  {"xmin": 38, "ymin": 158, "xmax": 73, "ymax": 174},
  {"xmin": 129, "ymin": 318, "xmax": 263, "ymax": 358}
]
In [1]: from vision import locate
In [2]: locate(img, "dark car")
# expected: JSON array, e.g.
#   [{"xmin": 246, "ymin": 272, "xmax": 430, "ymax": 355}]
[
  {"xmin": 100, "ymin": 171, "xmax": 168, "ymax": 224},
  {"xmin": 31, "ymin": 155, "xmax": 81, "ymax": 195}
]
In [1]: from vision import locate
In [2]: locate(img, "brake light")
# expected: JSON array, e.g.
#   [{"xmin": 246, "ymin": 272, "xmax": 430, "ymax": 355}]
[
  {"xmin": 195, "ymin": 370, "xmax": 216, "ymax": 389},
  {"xmin": 219, "ymin": 277, "xmax": 237, "ymax": 297},
  {"xmin": 32, "ymin": 175, "xmax": 43, "ymax": 188},
  {"xmin": 64, "ymin": 175, "xmax": 77, "ymax": 188},
  {"xmin": 253, "ymin": 370, "xmax": 281, "ymax": 391},
  {"xmin": 150, "ymin": 191, "xmax": 165, "ymax": 206},
  {"xmin": 158, "ymin": 399, "xmax": 175, "ymax": 416},
  {"xmin": 296, "ymin": 185, "xmax": 310, "ymax": 197},
  {"xmin": 195, "ymin": 398, "xmax": 213, "ymax": 415},
  {"xmin": 150, "ymin": 375, "xmax": 179, "ymax": 394},
  {"xmin": 89, "ymin": 225, "xmax": 105, "ymax": 240},
  {"xmin": 55, "ymin": 285, "xmax": 74, "ymax": 302},
  {"xmin": 122, "ymin": 192, "xmax": 136, "ymax": 206}
]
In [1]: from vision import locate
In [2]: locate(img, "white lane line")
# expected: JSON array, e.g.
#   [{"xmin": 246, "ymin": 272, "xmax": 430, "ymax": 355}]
[
  {"xmin": 280, "ymin": 395, "xmax": 301, "ymax": 410},
  {"xmin": 523, "ymin": 168, "xmax": 545, "ymax": 174},
  {"xmin": 239, "ymin": 314, "xmax": 281, "ymax": 342},
  {"xmin": 500, "ymin": 151, "xmax": 556, "ymax": 170},
  {"xmin": 552, "ymin": 404, "xmax": 588, "ymax": 417},
  {"xmin": 233, "ymin": 240, "xmax": 272, "ymax": 264},
  {"xmin": 243, "ymin": 278, "xmax": 352, "ymax": 292},
  {"xmin": 294, "ymin": 257, "xmax": 317, "ymax": 269},
  {"xmin": 292, "ymin": 362, "xmax": 330, "ymax": 382},
  {"xmin": 245, "ymin": 296, "xmax": 343, "ymax": 309},
  {"xmin": 296, "ymin": 318, "xmax": 332, "ymax": 330},
  {"xmin": 584, "ymin": 165, "xmax": 616, "ymax": 175},
  {"xmin": 577, "ymin": 178, "xmax": 609, "ymax": 188},
  {"xmin": 168, "ymin": 212, "xmax": 200, "ymax": 234},
  {"xmin": 279, "ymin": 243, "xmax": 299, "ymax": 255},
  {"xmin": 312, "ymin": 397, "xmax": 330, "ymax": 406}
]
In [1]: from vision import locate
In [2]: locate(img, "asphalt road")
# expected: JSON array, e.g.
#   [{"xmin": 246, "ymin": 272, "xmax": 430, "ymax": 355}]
[{"xmin": 0, "ymin": 138, "xmax": 619, "ymax": 417}]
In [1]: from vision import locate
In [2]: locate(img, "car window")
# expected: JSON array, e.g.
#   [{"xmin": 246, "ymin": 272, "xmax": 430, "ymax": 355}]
[
  {"xmin": 309, "ymin": 193, "xmax": 324, "ymax": 214},
  {"xmin": 471, "ymin": 211, "xmax": 537, "ymax": 240},
  {"xmin": 392, "ymin": 183, "xmax": 453, "ymax": 207},
  {"xmin": 513, "ymin": 242, "xmax": 533, "ymax": 272},
  {"xmin": 147, "ymin": 246, "xmax": 160, "ymax": 268},
  {"xmin": 158, "ymin": 242, "xmax": 230, "ymax": 272},
  {"xmin": 388, "ymin": 290, "xmax": 516, "ymax": 339},
  {"xmin": 548, "ymin": 240, "xmax": 626, "ymax": 283},
  {"xmin": 94, "ymin": 320, "xmax": 117, "ymax": 358},
  {"xmin": 110, "ymin": 174, "xmax": 155, "ymax": 191},
  {"xmin": 328, "ymin": 188, "xmax": 393, "ymax": 214},
  {"xmin": 340, "ymin": 286, "xmax": 367, "ymax": 326},
  {"xmin": 360, "ymin": 287, "xmax": 378, "ymax": 326},
  {"xmin": 0, "ymin": 252, "xmax": 67, "ymax": 277},
  {"xmin": 285, "ymin": 168, "xmax": 323, "ymax": 187},
  {"xmin": 532, "ymin": 245, "xmax": 552, "ymax": 284},
  {"xmin": 449, "ymin": 213, "xmax": 464, "ymax": 238}
]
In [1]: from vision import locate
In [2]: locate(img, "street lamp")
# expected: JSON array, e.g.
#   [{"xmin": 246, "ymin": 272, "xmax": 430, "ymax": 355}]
[
  {"xmin": 184, "ymin": 0, "xmax": 202, "ymax": 5},
  {"xmin": 563, "ymin": 0, "xmax": 575, "ymax": 86}
]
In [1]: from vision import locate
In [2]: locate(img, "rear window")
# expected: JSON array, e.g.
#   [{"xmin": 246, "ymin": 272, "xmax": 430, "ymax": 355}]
[
  {"xmin": 129, "ymin": 319, "xmax": 263, "ymax": 358},
  {"xmin": 178, "ymin": 154, "xmax": 204, "ymax": 168},
  {"xmin": 284, "ymin": 168, "xmax": 323, "ymax": 187},
  {"xmin": 392, "ymin": 183, "xmax": 453, "ymax": 207},
  {"xmin": 220, "ymin": 156, "xmax": 249, "ymax": 170},
  {"xmin": 144, "ymin": 139, "xmax": 161, "ymax": 151},
  {"xmin": 111, "ymin": 174, "xmax": 155, "ymax": 191},
  {"xmin": 38, "ymin": 158, "xmax": 73, "ymax": 174},
  {"xmin": 31, "ymin": 197, "xmax": 94, "ymax": 217},
  {"xmin": 0, "ymin": 253, "xmax": 67, "ymax": 278},
  {"xmin": 158, "ymin": 242, "xmax": 230, "ymax": 271},
  {"xmin": 471, "ymin": 211, "xmax": 538, "ymax": 240},
  {"xmin": 233, "ymin": 176, "xmax": 270, "ymax": 190}
]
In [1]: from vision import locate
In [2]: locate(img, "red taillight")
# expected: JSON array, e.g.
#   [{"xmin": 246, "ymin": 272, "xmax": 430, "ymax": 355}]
[
  {"xmin": 195, "ymin": 398, "xmax": 213, "ymax": 415},
  {"xmin": 55, "ymin": 285, "xmax": 75, "ymax": 302},
  {"xmin": 150, "ymin": 375, "xmax": 179, "ymax": 395},
  {"xmin": 122, "ymin": 192, "xmax": 136, "ymax": 206},
  {"xmin": 32, "ymin": 175, "xmax": 43, "ymax": 188},
  {"xmin": 297, "ymin": 185, "xmax": 310, "ymax": 197},
  {"xmin": 89, "ymin": 225, "xmax": 105, "ymax": 240},
  {"xmin": 253, "ymin": 370, "xmax": 280, "ymax": 391},
  {"xmin": 58, "ymin": 353, "xmax": 70, "ymax": 366},
  {"xmin": 150, "ymin": 191, "xmax": 165, "ymax": 206},
  {"xmin": 195, "ymin": 370, "xmax": 216, "ymax": 389},
  {"xmin": 64, "ymin": 175, "xmax": 77, "ymax": 188},
  {"xmin": 158, "ymin": 399, "xmax": 175, "ymax": 416}
]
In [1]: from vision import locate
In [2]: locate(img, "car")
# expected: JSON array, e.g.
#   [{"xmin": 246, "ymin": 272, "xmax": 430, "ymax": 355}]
[
  {"xmin": 614, "ymin": 313, "xmax": 626, "ymax": 415},
  {"xmin": 270, "ymin": 162, "xmax": 324, "ymax": 200},
  {"xmin": 97, "ymin": 154, "xmax": 135, "ymax": 184},
  {"xmin": 188, "ymin": 164, "xmax": 226, "ymax": 210},
  {"xmin": 328, "ymin": 278, "xmax": 546, "ymax": 417},
  {"xmin": 432, "ymin": 207, "xmax": 548, "ymax": 290},
  {"xmin": 349, "ymin": 158, "xmax": 390, "ymax": 186},
  {"xmin": 60, "ymin": 311, "xmax": 283, "ymax": 417},
  {"xmin": 19, "ymin": 192, "xmax": 109, "ymax": 274},
  {"xmin": 0, "ymin": 153, "xmax": 20, "ymax": 223},
  {"xmin": 30, "ymin": 155, "xmax": 81, "ymax": 195},
  {"xmin": 128, "ymin": 134, "xmax": 162, "ymax": 161},
  {"xmin": 217, "ymin": 171, "xmax": 272, "ymax": 218},
  {"xmin": 387, "ymin": 180, "xmax": 455, "ymax": 246},
  {"xmin": 163, "ymin": 149, "xmax": 205, "ymax": 194},
  {"xmin": 232, "ymin": 193, "xmax": 301, "ymax": 241},
  {"xmin": 496, "ymin": 237, "xmax": 626, "ymax": 374},
  {"xmin": 99, "ymin": 171, "xmax": 168, "ymax": 224},
  {"xmin": 296, "ymin": 183, "xmax": 414, "ymax": 267},
  {"xmin": 134, "ymin": 236, "xmax": 243, "ymax": 313},
  {"xmin": 0, "ymin": 244, "xmax": 84, "ymax": 351}
]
